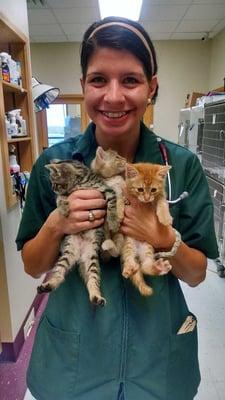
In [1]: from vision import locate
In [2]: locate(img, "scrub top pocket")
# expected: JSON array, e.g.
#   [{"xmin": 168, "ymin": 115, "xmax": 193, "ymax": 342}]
[
  {"xmin": 27, "ymin": 315, "xmax": 80, "ymax": 400},
  {"xmin": 166, "ymin": 315, "xmax": 200, "ymax": 400}
]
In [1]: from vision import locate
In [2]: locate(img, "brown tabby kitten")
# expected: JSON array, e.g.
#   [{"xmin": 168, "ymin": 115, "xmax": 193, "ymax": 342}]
[
  {"xmin": 37, "ymin": 159, "xmax": 119, "ymax": 306},
  {"xmin": 91, "ymin": 146, "xmax": 126, "ymax": 258},
  {"xmin": 121, "ymin": 162, "xmax": 172, "ymax": 296}
]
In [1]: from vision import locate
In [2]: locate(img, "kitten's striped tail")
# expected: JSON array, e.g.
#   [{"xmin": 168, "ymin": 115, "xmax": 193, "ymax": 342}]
[{"xmin": 104, "ymin": 187, "xmax": 120, "ymax": 233}]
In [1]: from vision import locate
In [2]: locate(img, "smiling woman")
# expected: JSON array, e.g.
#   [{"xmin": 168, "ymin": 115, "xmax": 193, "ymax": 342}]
[{"xmin": 16, "ymin": 15, "xmax": 218, "ymax": 400}]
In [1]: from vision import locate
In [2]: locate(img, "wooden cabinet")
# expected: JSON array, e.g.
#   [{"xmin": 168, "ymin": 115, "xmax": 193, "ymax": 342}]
[{"xmin": 0, "ymin": 15, "xmax": 35, "ymax": 208}]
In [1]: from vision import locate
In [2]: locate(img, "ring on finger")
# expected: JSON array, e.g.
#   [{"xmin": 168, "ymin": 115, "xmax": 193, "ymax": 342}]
[{"xmin": 88, "ymin": 210, "xmax": 95, "ymax": 222}]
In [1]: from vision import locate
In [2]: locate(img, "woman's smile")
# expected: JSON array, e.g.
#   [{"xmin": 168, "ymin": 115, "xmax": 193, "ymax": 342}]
[
  {"xmin": 101, "ymin": 111, "xmax": 128, "ymax": 118},
  {"xmin": 99, "ymin": 109, "xmax": 132, "ymax": 125}
]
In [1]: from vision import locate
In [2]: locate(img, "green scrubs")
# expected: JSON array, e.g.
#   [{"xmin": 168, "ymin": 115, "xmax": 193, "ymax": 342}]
[{"xmin": 16, "ymin": 122, "xmax": 218, "ymax": 400}]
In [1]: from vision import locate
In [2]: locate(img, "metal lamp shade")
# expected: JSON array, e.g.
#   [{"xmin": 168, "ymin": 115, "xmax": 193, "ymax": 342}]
[{"xmin": 32, "ymin": 77, "xmax": 60, "ymax": 112}]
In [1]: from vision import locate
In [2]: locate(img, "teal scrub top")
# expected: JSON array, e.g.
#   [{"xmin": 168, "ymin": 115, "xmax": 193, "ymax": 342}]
[{"xmin": 16, "ymin": 122, "xmax": 218, "ymax": 400}]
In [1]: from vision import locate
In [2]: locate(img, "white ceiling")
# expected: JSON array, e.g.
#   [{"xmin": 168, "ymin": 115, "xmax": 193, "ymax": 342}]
[{"xmin": 27, "ymin": 0, "xmax": 225, "ymax": 42}]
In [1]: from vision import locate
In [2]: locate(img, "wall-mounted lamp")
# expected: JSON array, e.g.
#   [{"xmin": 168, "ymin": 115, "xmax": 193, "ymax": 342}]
[{"xmin": 32, "ymin": 77, "xmax": 60, "ymax": 112}]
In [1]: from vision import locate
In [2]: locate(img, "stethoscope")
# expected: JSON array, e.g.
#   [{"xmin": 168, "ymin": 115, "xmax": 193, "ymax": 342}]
[{"xmin": 156, "ymin": 137, "xmax": 189, "ymax": 205}]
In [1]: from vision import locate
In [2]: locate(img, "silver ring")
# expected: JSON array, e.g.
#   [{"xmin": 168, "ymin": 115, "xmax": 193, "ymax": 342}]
[{"xmin": 88, "ymin": 210, "xmax": 95, "ymax": 222}]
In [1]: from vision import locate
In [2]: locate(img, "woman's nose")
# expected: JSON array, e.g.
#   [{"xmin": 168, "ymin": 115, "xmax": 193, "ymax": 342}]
[{"xmin": 104, "ymin": 80, "xmax": 125, "ymax": 104}]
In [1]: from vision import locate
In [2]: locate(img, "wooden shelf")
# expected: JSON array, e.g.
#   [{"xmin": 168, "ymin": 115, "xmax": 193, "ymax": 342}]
[
  {"xmin": 1, "ymin": 80, "xmax": 27, "ymax": 94},
  {"xmin": 8, "ymin": 137, "xmax": 31, "ymax": 143},
  {"xmin": 0, "ymin": 14, "xmax": 35, "ymax": 208}
]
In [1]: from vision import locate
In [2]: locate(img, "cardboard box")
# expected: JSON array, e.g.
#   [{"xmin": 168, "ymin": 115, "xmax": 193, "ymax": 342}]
[{"xmin": 185, "ymin": 92, "xmax": 205, "ymax": 107}]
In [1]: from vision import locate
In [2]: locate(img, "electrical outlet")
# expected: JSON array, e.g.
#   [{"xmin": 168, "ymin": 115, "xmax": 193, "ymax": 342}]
[{"xmin": 23, "ymin": 307, "xmax": 35, "ymax": 339}]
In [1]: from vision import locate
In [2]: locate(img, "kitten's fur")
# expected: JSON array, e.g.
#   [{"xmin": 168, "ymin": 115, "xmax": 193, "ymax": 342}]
[
  {"xmin": 91, "ymin": 147, "xmax": 126, "ymax": 258},
  {"xmin": 37, "ymin": 160, "xmax": 119, "ymax": 306},
  {"xmin": 121, "ymin": 162, "xmax": 172, "ymax": 296}
]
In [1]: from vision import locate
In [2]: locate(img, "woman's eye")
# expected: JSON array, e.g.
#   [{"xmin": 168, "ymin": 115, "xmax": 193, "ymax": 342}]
[
  {"xmin": 89, "ymin": 76, "xmax": 106, "ymax": 85},
  {"xmin": 124, "ymin": 77, "xmax": 138, "ymax": 85},
  {"xmin": 137, "ymin": 187, "xmax": 144, "ymax": 192}
]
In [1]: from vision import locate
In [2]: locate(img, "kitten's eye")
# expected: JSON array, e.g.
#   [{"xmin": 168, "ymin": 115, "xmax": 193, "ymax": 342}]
[
  {"xmin": 137, "ymin": 187, "xmax": 144, "ymax": 192},
  {"xmin": 150, "ymin": 188, "xmax": 157, "ymax": 193}
]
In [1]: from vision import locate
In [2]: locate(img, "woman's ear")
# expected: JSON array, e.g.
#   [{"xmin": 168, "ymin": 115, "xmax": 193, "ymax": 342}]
[{"xmin": 148, "ymin": 75, "xmax": 158, "ymax": 101}]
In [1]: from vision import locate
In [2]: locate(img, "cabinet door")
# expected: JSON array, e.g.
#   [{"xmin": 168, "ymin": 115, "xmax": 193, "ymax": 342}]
[{"xmin": 36, "ymin": 94, "xmax": 89, "ymax": 153}]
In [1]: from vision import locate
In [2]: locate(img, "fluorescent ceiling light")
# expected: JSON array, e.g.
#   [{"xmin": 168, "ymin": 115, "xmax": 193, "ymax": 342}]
[{"xmin": 98, "ymin": 0, "xmax": 143, "ymax": 21}]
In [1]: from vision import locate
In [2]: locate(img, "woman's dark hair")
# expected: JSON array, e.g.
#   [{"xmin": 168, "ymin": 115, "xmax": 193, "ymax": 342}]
[{"xmin": 80, "ymin": 16, "xmax": 158, "ymax": 103}]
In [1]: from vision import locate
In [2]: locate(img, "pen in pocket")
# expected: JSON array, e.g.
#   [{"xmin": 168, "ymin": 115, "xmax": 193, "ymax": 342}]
[{"xmin": 177, "ymin": 315, "xmax": 196, "ymax": 334}]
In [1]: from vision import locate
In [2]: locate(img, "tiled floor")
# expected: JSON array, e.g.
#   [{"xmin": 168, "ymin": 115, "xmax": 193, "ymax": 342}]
[
  {"xmin": 23, "ymin": 260, "xmax": 225, "ymax": 400},
  {"xmin": 181, "ymin": 259, "xmax": 225, "ymax": 400}
]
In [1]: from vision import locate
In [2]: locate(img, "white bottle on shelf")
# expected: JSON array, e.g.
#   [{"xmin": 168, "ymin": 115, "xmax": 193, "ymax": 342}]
[
  {"xmin": 9, "ymin": 115, "xmax": 19, "ymax": 136},
  {"xmin": 15, "ymin": 109, "xmax": 27, "ymax": 136},
  {"xmin": 8, "ymin": 55, "xmax": 18, "ymax": 85},
  {"xmin": 5, "ymin": 114, "xmax": 11, "ymax": 138},
  {"xmin": 9, "ymin": 154, "xmax": 20, "ymax": 173}
]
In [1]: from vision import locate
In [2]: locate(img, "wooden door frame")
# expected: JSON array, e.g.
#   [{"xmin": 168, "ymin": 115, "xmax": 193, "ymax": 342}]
[{"xmin": 36, "ymin": 94, "xmax": 89, "ymax": 154}]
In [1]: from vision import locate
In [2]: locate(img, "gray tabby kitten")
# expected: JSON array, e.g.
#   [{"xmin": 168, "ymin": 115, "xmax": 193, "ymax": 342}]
[
  {"xmin": 91, "ymin": 146, "xmax": 126, "ymax": 258},
  {"xmin": 37, "ymin": 159, "xmax": 119, "ymax": 306}
]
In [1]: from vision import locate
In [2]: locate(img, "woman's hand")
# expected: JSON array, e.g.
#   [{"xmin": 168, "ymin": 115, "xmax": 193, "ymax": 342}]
[
  {"xmin": 120, "ymin": 196, "xmax": 175, "ymax": 251},
  {"xmin": 22, "ymin": 189, "xmax": 106, "ymax": 278},
  {"xmin": 53, "ymin": 189, "xmax": 107, "ymax": 236},
  {"xmin": 120, "ymin": 195, "xmax": 207, "ymax": 287}
]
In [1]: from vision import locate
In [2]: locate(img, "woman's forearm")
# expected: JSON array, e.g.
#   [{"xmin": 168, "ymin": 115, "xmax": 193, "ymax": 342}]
[
  {"xmin": 169, "ymin": 242, "xmax": 207, "ymax": 286},
  {"xmin": 22, "ymin": 210, "xmax": 64, "ymax": 278}
]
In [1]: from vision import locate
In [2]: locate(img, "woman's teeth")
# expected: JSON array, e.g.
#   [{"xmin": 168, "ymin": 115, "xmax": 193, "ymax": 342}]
[{"xmin": 102, "ymin": 111, "xmax": 127, "ymax": 118}]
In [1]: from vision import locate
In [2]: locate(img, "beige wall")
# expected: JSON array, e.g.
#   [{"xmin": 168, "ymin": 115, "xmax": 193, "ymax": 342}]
[
  {"xmin": 31, "ymin": 43, "xmax": 82, "ymax": 93},
  {"xmin": 0, "ymin": 0, "xmax": 41, "ymax": 342},
  {"xmin": 209, "ymin": 28, "xmax": 225, "ymax": 90}
]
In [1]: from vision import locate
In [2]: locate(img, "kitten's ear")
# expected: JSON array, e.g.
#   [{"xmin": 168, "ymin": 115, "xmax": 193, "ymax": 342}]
[
  {"xmin": 157, "ymin": 165, "xmax": 171, "ymax": 179},
  {"xmin": 45, "ymin": 164, "xmax": 57, "ymax": 173},
  {"xmin": 126, "ymin": 164, "xmax": 139, "ymax": 179},
  {"xmin": 96, "ymin": 146, "xmax": 105, "ymax": 160}
]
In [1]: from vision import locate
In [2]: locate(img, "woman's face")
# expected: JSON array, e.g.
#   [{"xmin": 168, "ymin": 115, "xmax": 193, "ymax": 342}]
[{"xmin": 81, "ymin": 47, "xmax": 157, "ymax": 143}]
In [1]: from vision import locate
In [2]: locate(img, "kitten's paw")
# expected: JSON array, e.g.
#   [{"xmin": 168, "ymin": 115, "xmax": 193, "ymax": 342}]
[
  {"xmin": 139, "ymin": 284, "xmax": 154, "ymax": 297},
  {"xmin": 154, "ymin": 258, "xmax": 172, "ymax": 275},
  {"xmin": 122, "ymin": 263, "xmax": 139, "ymax": 278},
  {"xmin": 37, "ymin": 283, "xmax": 53, "ymax": 293},
  {"xmin": 102, "ymin": 240, "xmax": 119, "ymax": 257},
  {"xmin": 90, "ymin": 294, "xmax": 106, "ymax": 307}
]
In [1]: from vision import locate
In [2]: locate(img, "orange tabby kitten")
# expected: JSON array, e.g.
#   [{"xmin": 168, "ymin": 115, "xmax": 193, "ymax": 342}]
[{"xmin": 121, "ymin": 162, "xmax": 172, "ymax": 296}]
